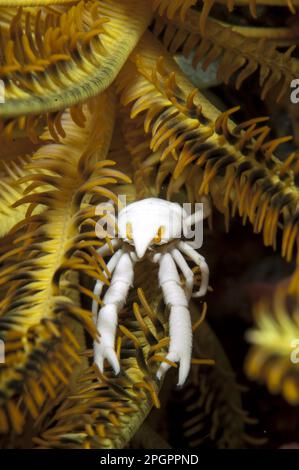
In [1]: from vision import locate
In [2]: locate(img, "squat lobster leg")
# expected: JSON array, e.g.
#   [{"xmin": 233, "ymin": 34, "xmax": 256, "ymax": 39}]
[
  {"xmin": 92, "ymin": 248, "xmax": 124, "ymax": 324},
  {"xmin": 92, "ymin": 197, "xmax": 210, "ymax": 386},
  {"xmin": 170, "ymin": 247, "xmax": 194, "ymax": 300},
  {"xmin": 178, "ymin": 241, "xmax": 209, "ymax": 297},
  {"xmin": 96, "ymin": 238, "xmax": 121, "ymax": 257},
  {"xmin": 155, "ymin": 252, "xmax": 192, "ymax": 386},
  {"xmin": 94, "ymin": 251, "xmax": 135, "ymax": 375}
]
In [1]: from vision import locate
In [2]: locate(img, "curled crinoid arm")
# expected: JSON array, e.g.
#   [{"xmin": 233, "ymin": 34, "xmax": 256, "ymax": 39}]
[
  {"xmin": 245, "ymin": 289, "xmax": 299, "ymax": 406},
  {"xmin": 0, "ymin": 0, "xmax": 153, "ymax": 119},
  {"xmin": 183, "ymin": 196, "xmax": 211, "ymax": 235}
]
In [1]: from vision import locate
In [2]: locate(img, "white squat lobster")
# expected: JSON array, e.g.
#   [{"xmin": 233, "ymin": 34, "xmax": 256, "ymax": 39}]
[{"xmin": 92, "ymin": 198, "xmax": 210, "ymax": 386}]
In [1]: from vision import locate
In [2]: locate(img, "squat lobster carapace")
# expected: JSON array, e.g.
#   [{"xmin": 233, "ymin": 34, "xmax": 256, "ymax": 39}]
[{"xmin": 92, "ymin": 197, "xmax": 210, "ymax": 386}]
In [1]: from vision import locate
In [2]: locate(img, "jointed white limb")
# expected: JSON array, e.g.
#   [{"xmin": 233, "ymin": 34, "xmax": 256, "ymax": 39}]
[
  {"xmin": 156, "ymin": 253, "xmax": 192, "ymax": 386},
  {"xmin": 92, "ymin": 248, "xmax": 124, "ymax": 324},
  {"xmin": 170, "ymin": 248, "xmax": 194, "ymax": 300},
  {"xmin": 94, "ymin": 251, "xmax": 134, "ymax": 375},
  {"xmin": 96, "ymin": 238, "xmax": 121, "ymax": 257},
  {"xmin": 178, "ymin": 241, "xmax": 209, "ymax": 297}
]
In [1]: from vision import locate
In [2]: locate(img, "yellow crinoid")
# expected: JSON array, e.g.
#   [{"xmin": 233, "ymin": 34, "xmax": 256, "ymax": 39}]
[{"xmin": 1, "ymin": 0, "xmax": 299, "ymax": 449}]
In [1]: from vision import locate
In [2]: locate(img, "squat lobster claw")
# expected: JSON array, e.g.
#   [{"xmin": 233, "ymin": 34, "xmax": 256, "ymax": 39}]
[{"xmin": 92, "ymin": 197, "xmax": 210, "ymax": 386}]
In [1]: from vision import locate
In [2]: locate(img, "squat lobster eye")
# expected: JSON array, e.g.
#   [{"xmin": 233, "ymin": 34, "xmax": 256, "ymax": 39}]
[
  {"xmin": 126, "ymin": 222, "xmax": 133, "ymax": 241},
  {"xmin": 153, "ymin": 226, "xmax": 165, "ymax": 244}
]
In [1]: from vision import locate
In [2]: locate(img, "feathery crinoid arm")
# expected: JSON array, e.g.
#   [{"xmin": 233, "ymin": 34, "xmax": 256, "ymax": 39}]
[
  {"xmin": 152, "ymin": 7, "xmax": 299, "ymax": 102},
  {"xmin": 116, "ymin": 32, "xmax": 299, "ymax": 291},
  {"xmin": 0, "ymin": 0, "xmax": 152, "ymax": 119},
  {"xmin": 245, "ymin": 290, "xmax": 299, "ymax": 406},
  {"xmin": 0, "ymin": 90, "xmax": 131, "ymax": 436}
]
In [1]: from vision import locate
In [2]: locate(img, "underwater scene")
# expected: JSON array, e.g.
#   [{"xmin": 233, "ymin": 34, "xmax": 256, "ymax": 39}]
[{"xmin": 0, "ymin": 0, "xmax": 299, "ymax": 455}]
